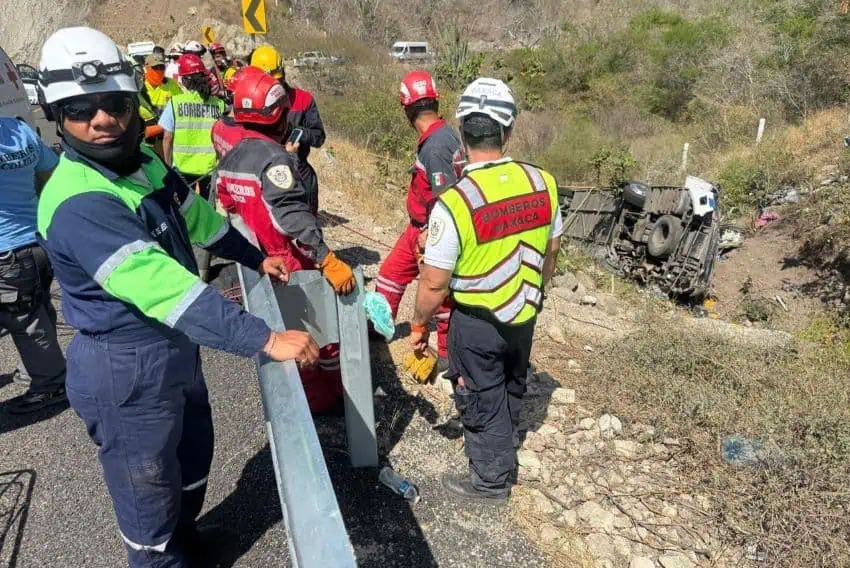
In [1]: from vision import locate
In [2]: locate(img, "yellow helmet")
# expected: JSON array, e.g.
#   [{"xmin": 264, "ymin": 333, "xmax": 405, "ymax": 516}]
[
  {"xmin": 250, "ymin": 45, "xmax": 284, "ymax": 79},
  {"xmin": 223, "ymin": 66, "xmax": 237, "ymax": 86}
]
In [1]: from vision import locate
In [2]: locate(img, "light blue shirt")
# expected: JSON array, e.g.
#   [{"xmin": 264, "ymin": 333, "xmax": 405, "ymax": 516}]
[
  {"xmin": 158, "ymin": 101, "xmax": 175, "ymax": 132},
  {"xmin": 0, "ymin": 117, "xmax": 59, "ymax": 252}
]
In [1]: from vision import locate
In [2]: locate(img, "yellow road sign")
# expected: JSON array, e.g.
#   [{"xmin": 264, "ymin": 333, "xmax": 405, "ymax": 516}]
[
  {"xmin": 241, "ymin": 0, "xmax": 267, "ymax": 35},
  {"xmin": 202, "ymin": 25, "xmax": 216, "ymax": 44}
]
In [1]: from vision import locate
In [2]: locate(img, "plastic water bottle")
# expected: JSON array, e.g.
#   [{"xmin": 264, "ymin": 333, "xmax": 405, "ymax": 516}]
[{"xmin": 379, "ymin": 466, "xmax": 420, "ymax": 504}]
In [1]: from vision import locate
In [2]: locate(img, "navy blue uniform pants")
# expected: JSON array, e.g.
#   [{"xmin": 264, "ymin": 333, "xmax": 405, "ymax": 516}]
[
  {"xmin": 446, "ymin": 309, "xmax": 535, "ymax": 496},
  {"xmin": 66, "ymin": 331, "xmax": 214, "ymax": 567}
]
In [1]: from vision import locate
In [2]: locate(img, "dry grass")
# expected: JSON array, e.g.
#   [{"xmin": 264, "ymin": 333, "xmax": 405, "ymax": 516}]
[
  {"xmin": 312, "ymin": 136, "xmax": 409, "ymax": 229},
  {"xmin": 577, "ymin": 313, "xmax": 850, "ymax": 568}
]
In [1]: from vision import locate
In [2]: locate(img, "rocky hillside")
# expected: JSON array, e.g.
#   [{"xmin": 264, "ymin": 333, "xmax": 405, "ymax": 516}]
[{"xmin": 2, "ymin": 0, "xmax": 95, "ymax": 63}]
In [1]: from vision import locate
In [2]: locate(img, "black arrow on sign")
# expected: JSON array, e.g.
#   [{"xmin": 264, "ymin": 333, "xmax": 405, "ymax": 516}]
[{"xmin": 245, "ymin": 0, "xmax": 264, "ymax": 31}]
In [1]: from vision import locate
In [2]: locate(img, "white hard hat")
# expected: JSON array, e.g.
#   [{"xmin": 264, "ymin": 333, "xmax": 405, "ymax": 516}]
[
  {"xmin": 39, "ymin": 27, "xmax": 137, "ymax": 104},
  {"xmin": 184, "ymin": 40, "xmax": 205, "ymax": 54},
  {"xmin": 456, "ymin": 77, "xmax": 517, "ymax": 129},
  {"xmin": 168, "ymin": 42, "xmax": 185, "ymax": 56}
]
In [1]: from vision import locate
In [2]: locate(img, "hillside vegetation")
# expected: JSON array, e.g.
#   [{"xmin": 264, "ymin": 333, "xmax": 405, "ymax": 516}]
[{"xmin": 264, "ymin": 0, "xmax": 850, "ymax": 219}]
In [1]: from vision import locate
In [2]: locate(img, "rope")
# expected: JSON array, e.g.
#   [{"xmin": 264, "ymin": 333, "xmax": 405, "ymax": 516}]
[{"xmin": 318, "ymin": 212, "xmax": 395, "ymax": 251}]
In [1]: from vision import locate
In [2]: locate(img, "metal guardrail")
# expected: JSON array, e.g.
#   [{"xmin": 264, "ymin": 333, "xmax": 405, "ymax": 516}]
[{"xmin": 237, "ymin": 265, "xmax": 358, "ymax": 568}]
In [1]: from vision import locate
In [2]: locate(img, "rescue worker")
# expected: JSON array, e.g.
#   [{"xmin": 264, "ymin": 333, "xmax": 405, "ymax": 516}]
[
  {"xmin": 165, "ymin": 43, "xmax": 183, "ymax": 80},
  {"xmin": 250, "ymin": 45, "xmax": 326, "ymax": 215},
  {"xmin": 183, "ymin": 40, "xmax": 206, "ymax": 57},
  {"xmin": 410, "ymin": 78, "xmax": 563, "ymax": 502},
  {"xmin": 160, "ymin": 53, "xmax": 225, "ymax": 198},
  {"xmin": 36, "ymin": 27, "xmax": 319, "ymax": 566},
  {"xmin": 209, "ymin": 43, "xmax": 231, "ymax": 74},
  {"xmin": 0, "ymin": 116, "xmax": 67, "ymax": 414},
  {"xmin": 211, "ymin": 67, "xmax": 355, "ymax": 414},
  {"xmin": 142, "ymin": 51, "xmax": 181, "ymax": 115},
  {"xmin": 376, "ymin": 70, "xmax": 461, "ymax": 370}
]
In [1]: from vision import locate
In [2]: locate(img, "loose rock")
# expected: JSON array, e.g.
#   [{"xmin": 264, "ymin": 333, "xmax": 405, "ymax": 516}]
[
  {"xmin": 580, "ymin": 295, "xmax": 598, "ymax": 306},
  {"xmin": 613, "ymin": 440, "xmax": 640, "ymax": 458},
  {"xmin": 577, "ymin": 501, "xmax": 615, "ymax": 531},
  {"xmin": 548, "ymin": 324, "xmax": 567, "ymax": 344},
  {"xmin": 658, "ymin": 553, "xmax": 694, "ymax": 568},
  {"xmin": 539, "ymin": 524, "xmax": 562, "ymax": 544},
  {"xmin": 523, "ymin": 432, "xmax": 547, "ymax": 453},
  {"xmin": 585, "ymin": 533, "xmax": 618, "ymax": 560},
  {"xmin": 598, "ymin": 414, "xmax": 623, "ymax": 439},
  {"xmin": 551, "ymin": 387, "xmax": 576, "ymax": 405},
  {"xmin": 579, "ymin": 417, "xmax": 596, "ymax": 430},
  {"xmin": 553, "ymin": 272, "xmax": 579, "ymax": 291},
  {"xmin": 518, "ymin": 449, "xmax": 542, "ymax": 469},
  {"xmin": 630, "ymin": 557, "xmax": 657, "ymax": 568}
]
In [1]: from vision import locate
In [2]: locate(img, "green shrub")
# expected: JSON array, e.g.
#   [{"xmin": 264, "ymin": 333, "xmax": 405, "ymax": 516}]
[{"xmin": 716, "ymin": 157, "xmax": 771, "ymax": 210}]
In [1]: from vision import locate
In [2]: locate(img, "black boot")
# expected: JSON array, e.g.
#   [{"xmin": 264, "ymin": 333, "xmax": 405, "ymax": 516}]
[
  {"xmin": 6, "ymin": 385, "xmax": 67, "ymax": 414},
  {"xmin": 441, "ymin": 473, "xmax": 509, "ymax": 504}
]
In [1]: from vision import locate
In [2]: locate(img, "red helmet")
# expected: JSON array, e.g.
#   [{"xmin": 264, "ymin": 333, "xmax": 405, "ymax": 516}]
[
  {"xmin": 232, "ymin": 69, "xmax": 288, "ymax": 125},
  {"xmin": 209, "ymin": 42, "xmax": 226, "ymax": 55},
  {"xmin": 399, "ymin": 70, "xmax": 438, "ymax": 107},
  {"xmin": 177, "ymin": 54, "xmax": 207, "ymax": 76}
]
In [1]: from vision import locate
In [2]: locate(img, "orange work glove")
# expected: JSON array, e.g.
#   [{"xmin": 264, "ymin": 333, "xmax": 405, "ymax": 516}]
[
  {"xmin": 319, "ymin": 252, "xmax": 356, "ymax": 295},
  {"xmin": 144, "ymin": 124, "xmax": 163, "ymax": 140}
]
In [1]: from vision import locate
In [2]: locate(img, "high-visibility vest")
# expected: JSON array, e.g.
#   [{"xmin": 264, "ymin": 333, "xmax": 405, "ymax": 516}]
[
  {"xmin": 439, "ymin": 160, "xmax": 559, "ymax": 325},
  {"xmin": 144, "ymin": 78, "xmax": 182, "ymax": 110},
  {"xmin": 170, "ymin": 92, "xmax": 225, "ymax": 175}
]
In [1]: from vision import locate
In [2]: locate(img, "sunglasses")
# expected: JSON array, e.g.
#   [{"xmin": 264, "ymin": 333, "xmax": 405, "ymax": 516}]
[{"xmin": 60, "ymin": 93, "xmax": 135, "ymax": 122}]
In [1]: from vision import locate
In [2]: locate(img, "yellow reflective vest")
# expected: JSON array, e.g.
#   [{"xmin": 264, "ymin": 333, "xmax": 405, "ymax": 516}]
[
  {"xmin": 169, "ymin": 92, "xmax": 225, "ymax": 175},
  {"xmin": 144, "ymin": 78, "xmax": 182, "ymax": 111},
  {"xmin": 439, "ymin": 160, "xmax": 559, "ymax": 325}
]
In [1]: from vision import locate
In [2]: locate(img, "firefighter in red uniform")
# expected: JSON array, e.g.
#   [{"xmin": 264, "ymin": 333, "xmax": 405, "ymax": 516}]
[
  {"xmin": 211, "ymin": 68, "xmax": 356, "ymax": 414},
  {"xmin": 375, "ymin": 70, "xmax": 462, "ymax": 371},
  {"xmin": 250, "ymin": 46, "xmax": 326, "ymax": 216}
]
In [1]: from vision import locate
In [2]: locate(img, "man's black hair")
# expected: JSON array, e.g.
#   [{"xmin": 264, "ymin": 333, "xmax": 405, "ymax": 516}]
[
  {"xmin": 182, "ymin": 73, "xmax": 212, "ymax": 99},
  {"xmin": 461, "ymin": 114, "xmax": 507, "ymax": 150},
  {"xmin": 404, "ymin": 98, "xmax": 439, "ymax": 123}
]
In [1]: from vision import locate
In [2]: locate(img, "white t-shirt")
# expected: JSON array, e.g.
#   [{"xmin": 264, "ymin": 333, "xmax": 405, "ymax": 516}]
[{"xmin": 424, "ymin": 159, "xmax": 564, "ymax": 271}]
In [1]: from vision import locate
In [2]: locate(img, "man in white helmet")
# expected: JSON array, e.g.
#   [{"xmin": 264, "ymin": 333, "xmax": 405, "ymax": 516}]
[
  {"xmin": 410, "ymin": 77, "xmax": 564, "ymax": 502},
  {"xmin": 164, "ymin": 43, "xmax": 184, "ymax": 80},
  {"xmin": 36, "ymin": 27, "xmax": 320, "ymax": 566}
]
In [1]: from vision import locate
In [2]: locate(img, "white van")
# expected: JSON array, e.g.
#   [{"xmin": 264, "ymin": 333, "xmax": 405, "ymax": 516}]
[
  {"xmin": 127, "ymin": 41, "xmax": 156, "ymax": 60},
  {"xmin": 390, "ymin": 41, "xmax": 433, "ymax": 62},
  {"xmin": 0, "ymin": 45, "xmax": 35, "ymax": 128}
]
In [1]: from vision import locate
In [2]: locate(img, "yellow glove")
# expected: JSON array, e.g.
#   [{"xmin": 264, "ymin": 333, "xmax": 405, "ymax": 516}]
[
  {"xmin": 403, "ymin": 348, "xmax": 438, "ymax": 383},
  {"xmin": 320, "ymin": 252, "xmax": 356, "ymax": 295}
]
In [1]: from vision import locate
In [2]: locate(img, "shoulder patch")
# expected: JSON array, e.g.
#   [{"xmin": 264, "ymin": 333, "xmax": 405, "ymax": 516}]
[
  {"xmin": 431, "ymin": 171, "xmax": 446, "ymax": 188},
  {"xmin": 266, "ymin": 165, "xmax": 294, "ymax": 189},
  {"xmin": 428, "ymin": 215, "xmax": 446, "ymax": 246}
]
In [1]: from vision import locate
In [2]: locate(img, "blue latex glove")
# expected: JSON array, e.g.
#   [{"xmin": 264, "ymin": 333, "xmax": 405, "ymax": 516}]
[{"xmin": 364, "ymin": 291, "xmax": 395, "ymax": 341}]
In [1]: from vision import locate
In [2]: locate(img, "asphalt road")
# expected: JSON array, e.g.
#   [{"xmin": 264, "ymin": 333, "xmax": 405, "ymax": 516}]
[
  {"xmin": 31, "ymin": 106, "xmax": 59, "ymax": 148},
  {"xmin": 0, "ymin": 280, "xmax": 549, "ymax": 567}
]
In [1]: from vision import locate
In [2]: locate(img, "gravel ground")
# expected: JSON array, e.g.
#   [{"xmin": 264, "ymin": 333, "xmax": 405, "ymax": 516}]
[{"xmin": 0, "ymin": 161, "xmax": 551, "ymax": 566}]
